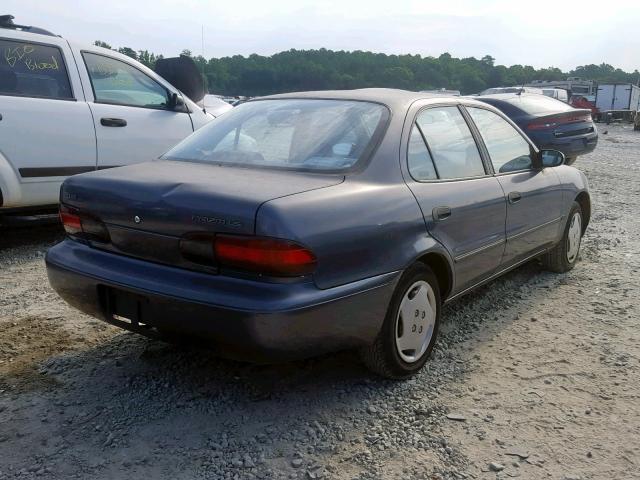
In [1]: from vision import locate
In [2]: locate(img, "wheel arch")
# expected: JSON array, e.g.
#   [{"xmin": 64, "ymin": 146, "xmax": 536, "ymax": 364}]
[
  {"xmin": 575, "ymin": 191, "xmax": 590, "ymax": 233},
  {"xmin": 0, "ymin": 150, "xmax": 22, "ymax": 208},
  {"xmin": 414, "ymin": 250, "xmax": 453, "ymax": 301}
]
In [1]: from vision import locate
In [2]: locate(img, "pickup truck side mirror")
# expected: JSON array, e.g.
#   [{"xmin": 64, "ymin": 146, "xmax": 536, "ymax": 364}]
[{"xmin": 537, "ymin": 149, "xmax": 565, "ymax": 168}]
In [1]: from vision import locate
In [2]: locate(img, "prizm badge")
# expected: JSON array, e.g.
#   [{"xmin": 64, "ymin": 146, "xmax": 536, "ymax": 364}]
[
  {"xmin": 134, "ymin": 215, "xmax": 142, "ymax": 224},
  {"xmin": 63, "ymin": 191, "xmax": 80, "ymax": 202},
  {"xmin": 191, "ymin": 214, "xmax": 242, "ymax": 228}
]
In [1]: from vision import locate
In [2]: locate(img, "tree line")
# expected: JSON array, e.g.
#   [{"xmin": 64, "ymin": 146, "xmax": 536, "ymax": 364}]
[{"xmin": 94, "ymin": 40, "xmax": 640, "ymax": 96}]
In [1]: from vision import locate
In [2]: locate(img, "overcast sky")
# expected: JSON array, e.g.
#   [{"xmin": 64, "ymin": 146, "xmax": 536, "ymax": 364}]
[{"xmin": 5, "ymin": 0, "xmax": 640, "ymax": 72}]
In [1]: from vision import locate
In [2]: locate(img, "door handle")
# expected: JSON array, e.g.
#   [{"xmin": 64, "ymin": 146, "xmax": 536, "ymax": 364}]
[
  {"xmin": 508, "ymin": 191, "xmax": 522, "ymax": 204},
  {"xmin": 433, "ymin": 206, "xmax": 452, "ymax": 221},
  {"xmin": 100, "ymin": 117, "xmax": 127, "ymax": 127}
]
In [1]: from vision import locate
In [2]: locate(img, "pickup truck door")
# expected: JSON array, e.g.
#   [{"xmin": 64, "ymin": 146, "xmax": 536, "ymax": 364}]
[
  {"xmin": 0, "ymin": 33, "xmax": 95, "ymax": 207},
  {"xmin": 464, "ymin": 106, "xmax": 564, "ymax": 266},
  {"xmin": 403, "ymin": 105, "xmax": 507, "ymax": 295},
  {"xmin": 73, "ymin": 47, "xmax": 194, "ymax": 168}
]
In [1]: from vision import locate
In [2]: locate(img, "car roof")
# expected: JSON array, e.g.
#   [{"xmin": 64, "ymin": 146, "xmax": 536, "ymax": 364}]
[
  {"xmin": 477, "ymin": 92, "xmax": 535, "ymax": 100},
  {"xmin": 0, "ymin": 15, "xmax": 57, "ymax": 36},
  {"xmin": 475, "ymin": 92, "xmax": 546, "ymax": 106},
  {"xmin": 1, "ymin": 23, "xmax": 143, "ymax": 66},
  {"xmin": 260, "ymin": 88, "xmax": 487, "ymax": 111},
  {"xmin": 476, "ymin": 92, "xmax": 571, "ymax": 104}
]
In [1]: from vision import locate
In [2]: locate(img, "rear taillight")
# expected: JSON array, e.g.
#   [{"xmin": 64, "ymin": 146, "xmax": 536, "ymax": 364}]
[
  {"xmin": 214, "ymin": 235, "xmax": 317, "ymax": 277},
  {"xmin": 60, "ymin": 204, "xmax": 110, "ymax": 243},
  {"xmin": 60, "ymin": 206, "xmax": 82, "ymax": 234},
  {"xmin": 528, "ymin": 113, "xmax": 592, "ymax": 130},
  {"xmin": 180, "ymin": 234, "xmax": 216, "ymax": 266}
]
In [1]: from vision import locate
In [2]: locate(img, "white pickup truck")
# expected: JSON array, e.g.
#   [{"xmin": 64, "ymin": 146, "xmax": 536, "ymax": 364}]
[{"xmin": 0, "ymin": 15, "xmax": 214, "ymax": 216}]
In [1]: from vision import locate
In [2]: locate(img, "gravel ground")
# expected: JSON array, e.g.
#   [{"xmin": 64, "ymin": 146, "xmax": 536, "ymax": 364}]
[{"xmin": 1, "ymin": 123, "xmax": 639, "ymax": 480}]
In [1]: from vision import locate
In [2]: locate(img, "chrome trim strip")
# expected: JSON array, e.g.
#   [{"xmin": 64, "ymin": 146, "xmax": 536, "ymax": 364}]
[
  {"xmin": 454, "ymin": 238, "xmax": 506, "ymax": 263},
  {"xmin": 507, "ymin": 216, "xmax": 563, "ymax": 242},
  {"xmin": 445, "ymin": 247, "xmax": 548, "ymax": 304}
]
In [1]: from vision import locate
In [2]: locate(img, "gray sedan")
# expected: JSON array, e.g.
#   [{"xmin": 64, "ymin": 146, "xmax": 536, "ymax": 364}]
[{"xmin": 46, "ymin": 89, "xmax": 591, "ymax": 378}]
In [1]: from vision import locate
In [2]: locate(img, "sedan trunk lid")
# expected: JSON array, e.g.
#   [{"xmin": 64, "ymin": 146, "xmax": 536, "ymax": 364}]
[{"xmin": 62, "ymin": 160, "xmax": 344, "ymax": 237}]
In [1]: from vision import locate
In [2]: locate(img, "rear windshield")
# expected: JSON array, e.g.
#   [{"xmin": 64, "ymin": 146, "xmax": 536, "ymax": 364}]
[
  {"xmin": 507, "ymin": 95, "xmax": 574, "ymax": 115},
  {"xmin": 163, "ymin": 99, "xmax": 389, "ymax": 172}
]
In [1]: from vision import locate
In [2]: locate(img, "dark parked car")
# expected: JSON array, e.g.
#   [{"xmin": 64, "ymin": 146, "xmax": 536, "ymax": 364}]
[
  {"xmin": 46, "ymin": 89, "xmax": 591, "ymax": 378},
  {"xmin": 477, "ymin": 93, "xmax": 598, "ymax": 166}
]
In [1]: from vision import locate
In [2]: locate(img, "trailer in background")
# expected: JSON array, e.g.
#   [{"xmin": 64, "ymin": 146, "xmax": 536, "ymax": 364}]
[{"xmin": 596, "ymin": 84, "xmax": 640, "ymax": 112}]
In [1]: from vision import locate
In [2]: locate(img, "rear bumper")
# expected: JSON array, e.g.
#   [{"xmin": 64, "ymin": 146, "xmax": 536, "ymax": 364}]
[
  {"xmin": 45, "ymin": 239, "xmax": 399, "ymax": 361},
  {"xmin": 531, "ymin": 130, "xmax": 598, "ymax": 158}
]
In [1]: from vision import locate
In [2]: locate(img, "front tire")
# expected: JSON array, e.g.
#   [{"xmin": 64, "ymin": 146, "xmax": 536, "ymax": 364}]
[
  {"xmin": 541, "ymin": 202, "xmax": 583, "ymax": 273},
  {"xmin": 360, "ymin": 263, "xmax": 441, "ymax": 379}
]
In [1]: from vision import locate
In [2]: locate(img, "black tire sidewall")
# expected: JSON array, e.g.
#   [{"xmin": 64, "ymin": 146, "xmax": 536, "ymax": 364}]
[{"xmin": 381, "ymin": 263, "xmax": 441, "ymax": 376}]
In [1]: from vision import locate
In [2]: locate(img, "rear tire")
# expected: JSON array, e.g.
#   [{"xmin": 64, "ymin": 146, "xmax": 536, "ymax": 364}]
[
  {"xmin": 360, "ymin": 263, "xmax": 441, "ymax": 379},
  {"xmin": 541, "ymin": 202, "xmax": 583, "ymax": 273}
]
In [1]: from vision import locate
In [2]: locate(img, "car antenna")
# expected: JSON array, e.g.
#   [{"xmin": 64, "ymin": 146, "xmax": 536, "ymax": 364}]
[{"xmin": 201, "ymin": 24, "xmax": 207, "ymax": 114}]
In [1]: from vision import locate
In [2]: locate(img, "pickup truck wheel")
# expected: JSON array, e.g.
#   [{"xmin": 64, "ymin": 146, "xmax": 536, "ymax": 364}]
[
  {"xmin": 565, "ymin": 157, "xmax": 576, "ymax": 166},
  {"xmin": 541, "ymin": 202, "xmax": 583, "ymax": 273},
  {"xmin": 360, "ymin": 263, "xmax": 441, "ymax": 379}
]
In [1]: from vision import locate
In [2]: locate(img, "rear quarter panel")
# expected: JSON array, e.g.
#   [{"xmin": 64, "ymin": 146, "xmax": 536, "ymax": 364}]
[
  {"xmin": 553, "ymin": 166, "xmax": 590, "ymax": 221},
  {"xmin": 255, "ymin": 180, "xmax": 450, "ymax": 290}
]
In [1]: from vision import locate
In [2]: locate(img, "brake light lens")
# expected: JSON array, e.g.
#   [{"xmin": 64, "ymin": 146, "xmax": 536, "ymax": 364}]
[
  {"xmin": 528, "ymin": 113, "xmax": 592, "ymax": 130},
  {"xmin": 214, "ymin": 235, "xmax": 317, "ymax": 277},
  {"xmin": 60, "ymin": 205, "xmax": 82, "ymax": 234},
  {"xmin": 59, "ymin": 204, "xmax": 110, "ymax": 242}
]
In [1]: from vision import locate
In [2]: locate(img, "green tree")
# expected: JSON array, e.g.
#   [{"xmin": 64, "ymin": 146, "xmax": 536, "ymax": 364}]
[
  {"xmin": 117, "ymin": 47, "xmax": 138, "ymax": 60},
  {"xmin": 137, "ymin": 50, "xmax": 161, "ymax": 69},
  {"xmin": 89, "ymin": 44, "xmax": 640, "ymax": 96},
  {"xmin": 93, "ymin": 40, "xmax": 112, "ymax": 49},
  {"xmin": 481, "ymin": 55, "xmax": 495, "ymax": 67}
]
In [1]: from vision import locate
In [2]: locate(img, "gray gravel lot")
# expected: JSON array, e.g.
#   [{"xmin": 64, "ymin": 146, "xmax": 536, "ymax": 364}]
[{"xmin": 1, "ymin": 123, "xmax": 639, "ymax": 480}]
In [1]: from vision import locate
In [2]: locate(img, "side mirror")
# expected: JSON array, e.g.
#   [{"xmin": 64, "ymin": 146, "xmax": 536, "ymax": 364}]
[
  {"xmin": 168, "ymin": 93, "xmax": 188, "ymax": 112},
  {"xmin": 538, "ymin": 149, "xmax": 565, "ymax": 168}
]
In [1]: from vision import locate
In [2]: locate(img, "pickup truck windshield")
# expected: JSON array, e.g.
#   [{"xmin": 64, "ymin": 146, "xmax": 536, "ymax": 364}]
[{"xmin": 163, "ymin": 99, "xmax": 388, "ymax": 172}]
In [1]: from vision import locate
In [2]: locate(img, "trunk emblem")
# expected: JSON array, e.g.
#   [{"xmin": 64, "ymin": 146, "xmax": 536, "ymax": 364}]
[
  {"xmin": 134, "ymin": 215, "xmax": 142, "ymax": 224},
  {"xmin": 191, "ymin": 214, "xmax": 242, "ymax": 228}
]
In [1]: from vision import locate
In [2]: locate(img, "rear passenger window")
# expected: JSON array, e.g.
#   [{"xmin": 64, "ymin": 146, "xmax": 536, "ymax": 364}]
[
  {"xmin": 0, "ymin": 39, "xmax": 73, "ymax": 99},
  {"xmin": 416, "ymin": 107, "xmax": 485, "ymax": 179},
  {"xmin": 467, "ymin": 108, "xmax": 533, "ymax": 173},
  {"xmin": 407, "ymin": 125, "xmax": 437, "ymax": 181}
]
